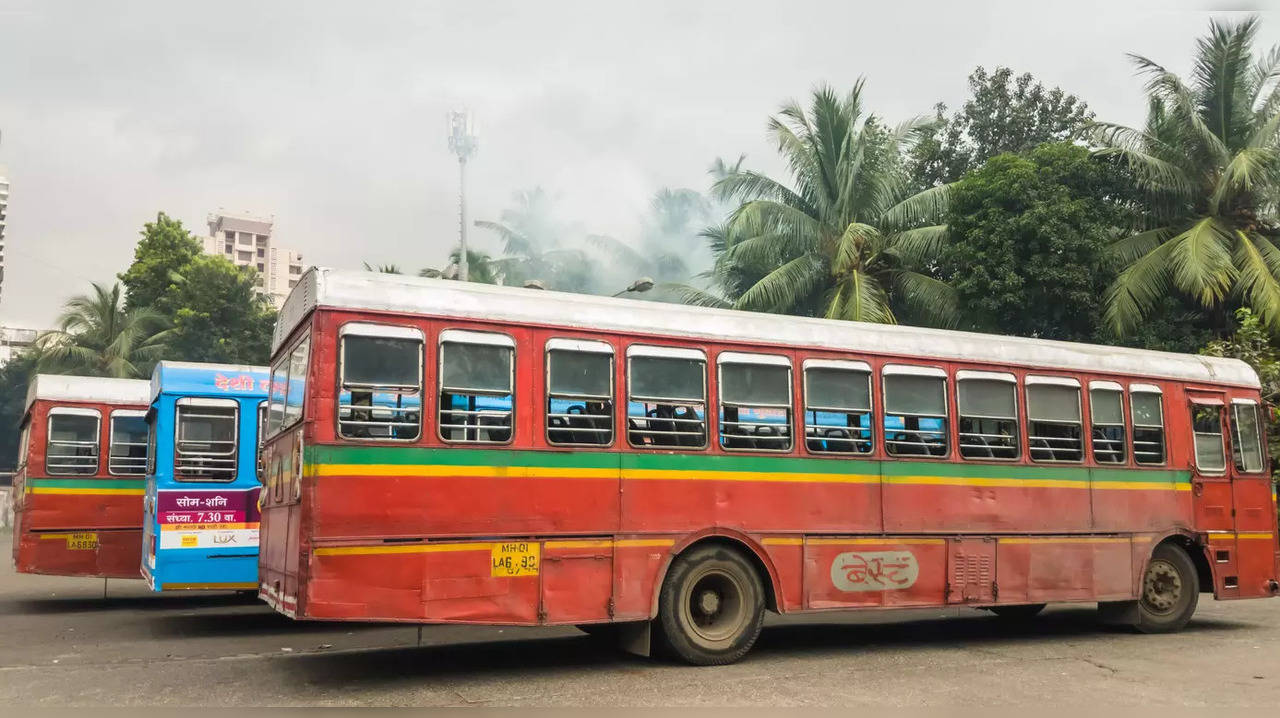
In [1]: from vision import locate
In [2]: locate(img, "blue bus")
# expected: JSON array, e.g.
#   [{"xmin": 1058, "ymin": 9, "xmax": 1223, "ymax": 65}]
[{"xmin": 142, "ymin": 361, "xmax": 269, "ymax": 591}]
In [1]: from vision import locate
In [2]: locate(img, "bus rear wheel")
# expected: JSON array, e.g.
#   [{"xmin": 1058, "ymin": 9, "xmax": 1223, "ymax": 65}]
[
  {"xmin": 656, "ymin": 544, "xmax": 764, "ymax": 665},
  {"xmin": 1135, "ymin": 543, "xmax": 1199, "ymax": 633}
]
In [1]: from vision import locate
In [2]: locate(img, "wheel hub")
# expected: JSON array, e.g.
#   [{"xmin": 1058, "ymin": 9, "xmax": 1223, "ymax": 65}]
[
  {"xmin": 697, "ymin": 589, "xmax": 721, "ymax": 616},
  {"xmin": 1142, "ymin": 559, "xmax": 1183, "ymax": 614}
]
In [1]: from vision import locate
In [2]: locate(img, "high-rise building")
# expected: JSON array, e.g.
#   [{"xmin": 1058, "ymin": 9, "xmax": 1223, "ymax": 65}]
[
  {"xmin": 200, "ymin": 212, "xmax": 305, "ymax": 308},
  {"xmin": 0, "ymin": 326, "xmax": 40, "ymax": 367},
  {"xmin": 0, "ymin": 164, "xmax": 8, "ymax": 305}
]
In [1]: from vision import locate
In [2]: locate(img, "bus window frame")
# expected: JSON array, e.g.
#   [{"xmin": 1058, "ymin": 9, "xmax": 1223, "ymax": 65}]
[
  {"xmin": 45, "ymin": 407, "xmax": 102, "ymax": 477},
  {"xmin": 1088, "ymin": 380, "xmax": 1128, "ymax": 466},
  {"xmin": 336, "ymin": 321, "xmax": 425, "ymax": 443},
  {"xmin": 107, "ymin": 408, "xmax": 149, "ymax": 477},
  {"xmin": 1189, "ymin": 397, "xmax": 1228, "ymax": 476},
  {"xmin": 881, "ymin": 364, "xmax": 950, "ymax": 460},
  {"xmin": 625, "ymin": 344, "xmax": 708, "ymax": 450},
  {"xmin": 1129, "ymin": 383, "xmax": 1166, "ymax": 466},
  {"xmin": 173, "ymin": 397, "xmax": 240, "ymax": 484},
  {"xmin": 801, "ymin": 358, "xmax": 873, "ymax": 456},
  {"xmin": 437, "ymin": 328, "xmax": 516, "ymax": 446},
  {"xmin": 544, "ymin": 337, "xmax": 615, "ymax": 449},
  {"xmin": 716, "ymin": 351, "xmax": 793, "ymax": 454},
  {"xmin": 955, "ymin": 369, "xmax": 1020, "ymax": 462},
  {"xmin": 1025, "ymin": 375, "xmax": 1084, "ymax": 464},
  {"xmin": 1230, "ymin": 398, "xmax": 1266, "ymax": 474}
]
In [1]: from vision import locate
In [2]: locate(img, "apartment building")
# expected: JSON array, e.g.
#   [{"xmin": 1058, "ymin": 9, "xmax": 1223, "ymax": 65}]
[{"xmin": 200, "ymin": 212, "xmax": 305, "ymax": 308}]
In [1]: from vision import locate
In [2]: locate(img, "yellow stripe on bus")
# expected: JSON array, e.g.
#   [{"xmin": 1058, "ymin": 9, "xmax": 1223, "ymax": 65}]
[
  {"xmin": 315, "ymin": 537, "xmax": 676, "ymax": 557},
  {"xmin": 29, "ymin": 488, "xmax": 145, "ymax": 496},
  {"xmin": 161, "ymin": 582, "xmax": 257, "ymax": 591},
  {"xmin": 807, "ymin": 537, "xmax": 947, "ymax": 546},
  {"xmin": 622, "ymin": 469, "xmax": 878, "ymax": 484},
  {"xmin": 1000, "ymin": 537, "xmax": 1132, "ymax": 545}
]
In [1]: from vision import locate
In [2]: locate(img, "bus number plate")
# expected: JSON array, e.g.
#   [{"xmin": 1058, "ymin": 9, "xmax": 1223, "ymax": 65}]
[
  {"xmin": 491, "ymin": 542, "xmax": 540, "ymax": 577},
  {"xmin": 67, "ymin": 533, "xmax": 98, "ymax": 551}
]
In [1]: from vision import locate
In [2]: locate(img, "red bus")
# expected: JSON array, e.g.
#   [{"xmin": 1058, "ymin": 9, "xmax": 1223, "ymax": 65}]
[
  {"xmin": 12, "ymin": 375, "xmax": 152, "ymax": 579},
  {"xmin": 259, "ymin": 268, "xmax": 1280, "ymax": 664}
]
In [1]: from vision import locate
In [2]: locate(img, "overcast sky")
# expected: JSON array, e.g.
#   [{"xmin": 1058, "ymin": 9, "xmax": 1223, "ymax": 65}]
[{"xmin": 0, "ymin": 0, "xmax": 1276, "ymax": 327}]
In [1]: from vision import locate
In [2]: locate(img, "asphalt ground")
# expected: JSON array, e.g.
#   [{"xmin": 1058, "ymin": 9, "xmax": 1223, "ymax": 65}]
[{"xmin": 1, "ymin": 533, "xmax": 1279, "ymax": 707}]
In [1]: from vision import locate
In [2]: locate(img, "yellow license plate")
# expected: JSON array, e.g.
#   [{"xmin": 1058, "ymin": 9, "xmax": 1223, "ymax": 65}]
[
  {"xmin": 490, "ymin": 541, "xmax": 540, "ymax": 577},
  {"xmin": 67, "ymin": 533, "xmax": 98, "ymax": 551}
]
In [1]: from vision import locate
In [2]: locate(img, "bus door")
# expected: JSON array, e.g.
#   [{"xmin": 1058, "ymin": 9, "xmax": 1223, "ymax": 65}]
[
  {"xmin": 1226, "ymin": 398, "xmax": 1276, "ymax": 597},
  {"xmin": 1187, "ymin": 392, "xmax": 1237, "ymax": 593}
]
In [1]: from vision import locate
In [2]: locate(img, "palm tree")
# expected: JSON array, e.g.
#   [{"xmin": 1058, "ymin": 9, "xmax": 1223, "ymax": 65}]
[
  {"xmin": 679, "ymin": 82, "xmax": 955, "ymax": 324},
  {"xmin": 590, "ymin": 188, "xmax": 713, "ymax": 284},
  {"xmin": 474, "ymin": 189, "xmax": 598, "ymax": 292},
  {"xmin": 362, "ymin": 262, "xmax": 403, "ymax": 274},
  {"xmin": 1094, "ymin": 17, "xmax": 1280, "ymax": 335},
  {"xmin": 36, "ymin": 282, "xmax": 171, "ymax": 378}
]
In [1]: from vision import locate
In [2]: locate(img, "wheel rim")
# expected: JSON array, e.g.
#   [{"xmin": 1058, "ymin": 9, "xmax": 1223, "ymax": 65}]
[
  {"xmin": 678, "ymin": 565, "xmax": 749, "ymax": 648},
  {"xmin": 1142, "ymin": 558, "xmax": 1183, "ymax": 616}
]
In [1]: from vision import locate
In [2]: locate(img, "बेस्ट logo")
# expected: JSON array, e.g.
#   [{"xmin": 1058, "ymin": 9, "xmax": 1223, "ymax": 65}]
[{"xmin": 830, "ymin": 550, "xmax": 919, "ymax": 592}]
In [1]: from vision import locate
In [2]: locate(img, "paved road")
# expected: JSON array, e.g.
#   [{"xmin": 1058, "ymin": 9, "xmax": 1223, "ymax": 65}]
[{"xmin": 1, "ymin": 534, "xmax": 1278, "ymax": 707}]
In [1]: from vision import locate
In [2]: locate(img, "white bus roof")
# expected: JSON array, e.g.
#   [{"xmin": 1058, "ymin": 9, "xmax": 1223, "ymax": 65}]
[
  {"xmin": 274, "ymin": 267, "xmax": 1260, "ymax": 389},
  {"xmin": 24, "ymin": 375, "xmax": 152, "ymax": 414}
]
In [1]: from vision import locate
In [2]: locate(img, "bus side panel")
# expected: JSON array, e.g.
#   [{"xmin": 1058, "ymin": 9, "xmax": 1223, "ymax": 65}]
[
  {"xmin": 802, "ymin": 538, "xmax": 947, "ymax": 609},
  {"xmin": 1231, "ymin": 475, "xmax": 1280, "ymax": 598},
  {"xmin": 16, "ymin": 492, "xmax": 144, "ymax": 532},
  {"xmin": 995, "ymin": 537, "xmax": 1135, "ymax": 604},
  {"xmin": 617, "ymin": 455, "xmax": 882, "ymax": 534},
  {"xmin": 303, "ymin": 441, "xmax": 622, "ymax": 541},
  {"xmin": 14, "ymin": 527, "xmax": 143, "ymax": 579},
  {"xmin": 1090, "ymin": 471, "xmax": 1192, "ymax": 533},
  {"xmin": 882, "ymin": 481, "xmax": 1091, "ymax": 533}
]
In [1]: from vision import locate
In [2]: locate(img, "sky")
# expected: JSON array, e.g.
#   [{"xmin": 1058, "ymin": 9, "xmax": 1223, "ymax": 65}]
[{"xmin": 0, "ymin": 0, "xmax": 1276, "ymax": 327}]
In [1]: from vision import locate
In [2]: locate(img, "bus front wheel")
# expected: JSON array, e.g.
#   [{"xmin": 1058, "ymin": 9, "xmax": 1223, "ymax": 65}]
[
  {"xmin": 1133, "ymin": 543, "xmax": 1199, "ymax": 633},
  {"xmin": 656, "ymin": 544, "xmax": 765, "ymax": 665}
]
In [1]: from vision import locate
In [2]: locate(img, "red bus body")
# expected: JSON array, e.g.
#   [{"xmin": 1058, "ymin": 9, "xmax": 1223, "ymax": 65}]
[
  {"xmin": 260, "ymin": 270, "xmax": 1279, "ymax": 639},
  {"xmin": 11, "ymin": 376, "xmax": 152, "ymax": 579}
]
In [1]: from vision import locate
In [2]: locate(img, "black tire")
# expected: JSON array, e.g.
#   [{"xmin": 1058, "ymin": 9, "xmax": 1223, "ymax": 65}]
[
  {"xmin": 656, "ymin": 544, "xmax": 765, "ymax": 665},
  {"xmin": 1135, "ymin": 543, "xmax": 1199, "ymax": 633},
  {"xmin": 989, "ymin": 603, "xmax": 1046, "ymax": 620}
]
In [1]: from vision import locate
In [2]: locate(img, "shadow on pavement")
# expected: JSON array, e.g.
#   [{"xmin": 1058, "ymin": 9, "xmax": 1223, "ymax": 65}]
[
  {"xmin": 2, "ymin": 591, "xmax": 261, "ymax": 616},
  {"xmin": 275, "ymin": 607, "xmax": 1259, "ymax": 684}
]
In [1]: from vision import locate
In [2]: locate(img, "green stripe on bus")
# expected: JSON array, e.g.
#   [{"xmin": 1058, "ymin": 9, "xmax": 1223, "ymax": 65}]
[{"xmin": 305, "ymin": 445, "xmax": 1189, "ymax": 485}]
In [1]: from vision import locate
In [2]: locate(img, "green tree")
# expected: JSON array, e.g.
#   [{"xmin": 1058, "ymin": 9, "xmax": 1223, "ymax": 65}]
[
  {"xmin": 939, "ymin": 144, "xmax": 1123, "ymax": 341},
  {"xmin": 1096, "ymin": 17, "xmax": 1280, "ymax": 336},
  {"xmin": 0, "ymin": 350, "xmax": 42, "ymax": 469},
  {"xmin": 362, "ymin": 262, "xmax": 403, "ymax": 274},
  {"xmin": 911, "ymin": 67, "xmax": 1093, "ymax": 188},
  {"xmin": 683, "ymin": 81, "xmax": 955, "ymax": 324},
  {"xmin": 165, "ymin": 255, "xmax": 277, "ymax": 365},
  {"xmin": 118, "ymin": 212, "xmax": 202, "ymax": 311},
  {"xmin": 591, "ymin": 188, "xmax": 713, "ymax": 286},
  {"xmin": 117, "ymin": 213, "xmax": 277, "ymax": 365},
  {"xmin": 36, "ymin": 282, "xmax": 171, "ymax": 378}
]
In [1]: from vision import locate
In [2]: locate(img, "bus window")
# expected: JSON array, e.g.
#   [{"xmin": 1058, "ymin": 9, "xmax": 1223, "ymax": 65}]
[
  {"xmin": 1191, "ymin": 404, "xmax": 1226, "ymax": 473},
  {"xmin": 1089, "ymin": 382, "xmax": 1127, "ymax": 464},
  {"xmin": 546, "ymin": 339, "xmax": 613, "ymax": 447},
  {"xmin": 626, "ymin": 346, "xmax": 707, "ymax": 449},
  {"xmin": 1130, "ymin": 386, "xmax": 1165, "ymax": 465},
  {"xmin": 256, "ymin": 400, "xmax": 268, "ymax": 483},
  {"xmin": 108, "ymin": 410, "xmax": 149, "ymax": 476},
  {"xmin": 803, "ymin": 360, "xmax": 872, "ymax": 454},
  {"xmin": 1027, "ymin": 378, "xmax": 1082, "ymax": 462},
  {"xmin": 17, "ymin": 419, "xmax": 30, "ymax": 469},
  {"xmin": 439, "ymin": 330, "xmax": 513, "ymax": 444},
  {"xmin": 338, "ymin": 324, "xmax": 423, "ymax": 441},
  {"xmin": 1230, "ymin": 400, "xmax": 1264, "ymax": 473},
  {"xmin": 174, "ymin": 398, "xmax": 238, "ymax": 482},
  {"xmin": 718, "ymin": 352, "xmax": 792, "ymax": 452},
  {"xmin": 46, "ymin": 409, "xmax": 100, "ymax": 476},
  {"xmin": 882, "ymin": 366, "xmax": 948, "ymax": 457},
  {"xmin": 283, "ymin": 337, "xmax": 310, "ymax": 427},
  {"xmin": 267, "ymin": 356, "xmax": 287, "ymax": 436},
  {"xmin": 957, "ymin": 371, "xmax": 1018, "ymax": 460}
]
